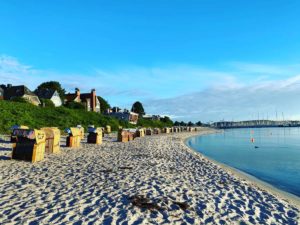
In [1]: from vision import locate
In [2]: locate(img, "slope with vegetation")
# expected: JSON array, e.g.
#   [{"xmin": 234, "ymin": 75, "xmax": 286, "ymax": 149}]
[{"xmin": 0, "ymin": 101, "xmax": 173, "ymax": 134}]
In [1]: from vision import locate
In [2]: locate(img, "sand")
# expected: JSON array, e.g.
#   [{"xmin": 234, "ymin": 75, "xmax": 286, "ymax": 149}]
[{"xmin": 0, "ymin": 128, "xmax": 299, "ymax": 224}]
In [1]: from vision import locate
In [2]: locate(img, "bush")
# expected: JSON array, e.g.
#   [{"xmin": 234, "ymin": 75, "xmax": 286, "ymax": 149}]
[
  {"xmin": 65, "ymin": 101, "xmax": 85, "ymax": 110},
  {"xmin": 40, "ymin": 98, "xmax": 55, "ymax": 108},
  {"xmin": 10, "ymin": 97, "xmax": 29, "ymax": 103},
  {"xmin": 137, "ymin": 118, "xmax": 173, "ymax": 128},
  {"xmin": 97, "ymin": 96, "xmax": 111, "ymax": 113}
]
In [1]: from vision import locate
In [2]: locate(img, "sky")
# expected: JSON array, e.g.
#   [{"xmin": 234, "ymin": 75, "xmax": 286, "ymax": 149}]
[{"xmin": 1, "ymin": 0, "xmax": 300, "ymax": 122}]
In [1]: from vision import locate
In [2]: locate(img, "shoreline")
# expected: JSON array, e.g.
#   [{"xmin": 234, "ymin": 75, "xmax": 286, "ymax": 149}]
[{"xmin": 184, "ymin": 130, "xmax": 300, "ymax": 208}]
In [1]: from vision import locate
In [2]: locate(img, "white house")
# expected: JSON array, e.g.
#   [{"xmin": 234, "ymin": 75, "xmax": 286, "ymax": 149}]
[{"xmin": 35, "ymin": 89, "xmax": 62, "ymax": 107}]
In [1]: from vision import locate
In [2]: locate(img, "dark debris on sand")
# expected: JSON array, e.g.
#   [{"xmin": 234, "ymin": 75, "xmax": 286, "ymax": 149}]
[{"xmin": 130, "ymin": 195, "xmax": 163, "ymax": 211}]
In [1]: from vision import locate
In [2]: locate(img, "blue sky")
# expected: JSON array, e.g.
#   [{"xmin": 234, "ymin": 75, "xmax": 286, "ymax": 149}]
[{"xmin": 1, "ymin": 0, "xmax": 300, "ymax": 122}]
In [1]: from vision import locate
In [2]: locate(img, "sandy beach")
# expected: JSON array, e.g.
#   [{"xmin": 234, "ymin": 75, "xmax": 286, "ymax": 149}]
[{"xmin": 0, "ymin": 128, "xmax": 299, "ymax": 224}]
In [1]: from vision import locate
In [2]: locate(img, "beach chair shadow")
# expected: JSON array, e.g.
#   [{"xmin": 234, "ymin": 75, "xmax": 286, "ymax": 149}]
[
  {"xmin": 0, "ymin": 139, "xmax": 10, "ymax": 144},
  {"xmin": 0, "ymin": 156, "xmax": 10, "ymax": 160},
  {"xmin": 0, "ymin": 147, "xmax": 11, "ymax": 152}
]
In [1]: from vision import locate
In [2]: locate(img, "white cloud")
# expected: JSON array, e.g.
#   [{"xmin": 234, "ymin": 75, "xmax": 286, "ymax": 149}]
[
  {"xmin": 146, "ymin": 75, "xmax": 300, "ymax": 122},
  {"xmin": 226, "ymin": 62, "xmax": 300, "ymax": 80}
]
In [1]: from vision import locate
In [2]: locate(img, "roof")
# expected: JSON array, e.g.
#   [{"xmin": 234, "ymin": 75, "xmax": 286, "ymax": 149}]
[
  {"xmin": 65, "ymin": 91, "xmax": 98, "ymax": 104},
  {"xmin": 3, "ymin": 85, "xmax": 37, "ymax": 99},
  {"xmin": 65, "ymin": 94, "xmax": 78, "ymax": 102},
  {"xmin": 35, "ymin": 89, "xmax": 56, "ymax": 99},
  {"xmin": 80, "ymin": 93, "xmax": 92, "ymax": 102}
]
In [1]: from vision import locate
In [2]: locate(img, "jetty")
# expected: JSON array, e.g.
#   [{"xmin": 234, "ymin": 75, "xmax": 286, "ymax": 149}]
[{"xmin": 212, "ymin": 120, "xmax": 300, "ymax": 129}]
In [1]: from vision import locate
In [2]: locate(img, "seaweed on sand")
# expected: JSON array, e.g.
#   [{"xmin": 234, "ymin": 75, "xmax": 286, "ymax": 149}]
[{"xmin": 130, "ymin": 195, "xmax": 163, "ymax": 211}]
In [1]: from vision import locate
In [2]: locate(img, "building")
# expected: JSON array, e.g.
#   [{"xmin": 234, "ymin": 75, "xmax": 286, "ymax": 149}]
[
  {"xmin": 35, "ymin": 89, "xmax": 62, "ymax": 107},
  {"xmin": 106, "ymin": 107, "xmax": 139, "ymax": 124},
  {"xmin": 143, "ymin": 114, "xmax": 161, "ymax": 121},
  {"xmin": 65, "ymin": 88, "xmax": 100, "ymax": 112},
  {"xmin": 0, "ymin": 84, "xmax": 41, "ymax": 106}
]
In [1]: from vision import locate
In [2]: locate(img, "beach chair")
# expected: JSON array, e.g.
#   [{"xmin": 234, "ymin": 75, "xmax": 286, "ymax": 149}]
[
  {"xmin": 118, "ymin": 129, "xmax": 129, "ymax": 142},
  {"xmin": 77, "ymin": 125, "xmax": 85, "ymax": 140},
  {"xmin": 153, "ymin": 128, "xmax": 161, "ymax": 135},
  {"xmin": 136, "ymin": 128, "xmax": 145, "ymax": 137},
  {"xmin": 87, "ymin": 127, "xmax": 103, "ymax": 144},
  {"xmin": 10, "ymin": 125, "xmax": 29, "ymax": 143},
  {"xmin": 41, "ymin": 127, "xmax": 61, "ymax": 154},
  {"xmin": 105, "ymin": 125, "xmax": 111, "ymax": 134},
  {"xmin": 163, "ymin": 127, "xmax": 171, "ymax": 134},
  {"xmin": 66, "ymin": 127, "xmax": 81, "ymax": 148},
  {"xmin": 146, "ymin": 129, "xmax": 153, "ymax": 136},
  {"xmin": 11, "ymin": 129, "xmax": 46, "ymax": 163}
]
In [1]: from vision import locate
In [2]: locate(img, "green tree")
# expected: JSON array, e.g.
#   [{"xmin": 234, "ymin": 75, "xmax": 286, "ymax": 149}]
[
  {"xmin": 187, "ymin": 121, "xmax": 194, "ymax": 126},
  {"xmin": 196, "ymin": 121, "xmax": 202, "ymax": 126},
  {"xmin": 131, "ymin": 101, "xmax": 145, "ymax": 116},
  {"xmin": 97, "ymin": 96, "xmax": 111, "ymax": 113},
  {"xmin": 179, "ymin": 121, "xmax": 186, "ymax": 126},
  {"xmin": 174, "ymin": 121, "xmax": 180, "ymax": 126},
  {"xmin": 160, "ymin": 116, "xmax": 173, "ymax": 126},
  {"xmin": 35, "ymin": 81, "xmax": 66, "ymax": 101}
]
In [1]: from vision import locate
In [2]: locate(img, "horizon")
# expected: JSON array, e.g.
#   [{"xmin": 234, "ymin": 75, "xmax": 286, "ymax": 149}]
[{"xmin": 1, "ymin": 1, "xmax": 300, "ymax": 122}]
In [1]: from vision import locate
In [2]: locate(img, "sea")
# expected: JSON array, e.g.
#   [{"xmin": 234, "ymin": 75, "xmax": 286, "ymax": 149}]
[{"xmin": 186, "ymin": 127, "xmax": 300, "ymax": 197}]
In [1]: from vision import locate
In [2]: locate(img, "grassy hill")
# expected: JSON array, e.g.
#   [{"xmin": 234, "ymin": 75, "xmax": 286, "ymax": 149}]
[{"xmin": 0, "ymin": 101, "xmax": 173, "ymax": 134}]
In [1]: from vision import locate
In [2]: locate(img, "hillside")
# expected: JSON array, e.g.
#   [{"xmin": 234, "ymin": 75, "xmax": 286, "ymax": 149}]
[{"xmin": 0, "ymin": 101, "xmax": 173, "ymax": 134}]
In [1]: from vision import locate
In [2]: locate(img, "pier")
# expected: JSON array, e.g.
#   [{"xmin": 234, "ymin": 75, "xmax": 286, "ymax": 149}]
[{"xmin": 211, "ymin": 120, "xmax": 300, "ymax": 129}]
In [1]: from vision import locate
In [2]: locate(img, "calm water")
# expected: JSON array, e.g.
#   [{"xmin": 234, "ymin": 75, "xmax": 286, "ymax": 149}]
[{"xmin": 186, "ymin": 128, "xmax": 300, "ymax": 197}]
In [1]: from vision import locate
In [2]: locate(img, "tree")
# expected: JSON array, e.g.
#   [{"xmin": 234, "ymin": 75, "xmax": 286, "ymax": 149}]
[
  {"xmin": 97, "ymin": 96, "xmax": 111, "ymax": 113},
  {"xmin": 160, "ymin": 116, "xmax": 173, "ymax": 125},
  {"xmin": 174, "ymin": 121, "xmax": 180, "ymax": 126},
  {"xmin": 196, "ymin": 121, "xmax": 202, "ymax": 126},
  {"xmin": 187, "ymin": 121, "xmax": 194, "ymax": 126},
  {"xmin": 131, "ymin": 101, "xmax": 145, "ymax": 116},
  {"xmin": 179, "ymin": 121, "xmax": 186, "ymax": 126},
  {"xmin": 35, "ymin": 81, "xmax": 66, "ymax": 101}
]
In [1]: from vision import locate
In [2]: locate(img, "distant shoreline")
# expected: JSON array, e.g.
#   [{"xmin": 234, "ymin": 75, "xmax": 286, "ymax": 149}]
[{"xmin": 184, "ymin": 132, "xmax": 300, "ymax": 208}]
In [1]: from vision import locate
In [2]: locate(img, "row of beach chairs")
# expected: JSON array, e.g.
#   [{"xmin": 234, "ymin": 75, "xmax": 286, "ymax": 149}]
[
  {"xmin": 8, "ymin": 125, "xmax": 199, "ymax": 163},
  {"xmin": 9, "ymin": 125, "xmax": 112, "ymax": 163},
  {"xmin": 117, "ymin": 126, "xmax": 200, "ymax": 143}
]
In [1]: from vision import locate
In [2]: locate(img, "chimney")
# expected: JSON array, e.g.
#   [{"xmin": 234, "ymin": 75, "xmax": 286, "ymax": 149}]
[
  {"xmin": 75, "ymin": 88, "xmax": 80, "ymax": 96},
  {"xmin": 91, "ymin": 89, "xmax": 96, "ymax": 112},
  {"xmin": 7, "ymin": 84, "xmax": 12, "ymax": 88}
]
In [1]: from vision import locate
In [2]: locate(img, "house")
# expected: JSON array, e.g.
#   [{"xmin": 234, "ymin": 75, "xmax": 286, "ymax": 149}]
[
  {"xmin": 0, "ymin": 84, "xmax": 41, "ymax": 106},
  {"xmin": 106, "ymin": 107, "xmax": 139, "ymax": 124},
  {"xmin": 65, "ymin": 88, "xmax": 100, "ymax": 112},
  {"xmin": 143, "ymin": 114, "xmax": 161, "ymax": 121},
  {"xmin": 35, "ymin": 89, "xmax": 62, "ymax": 107}
]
